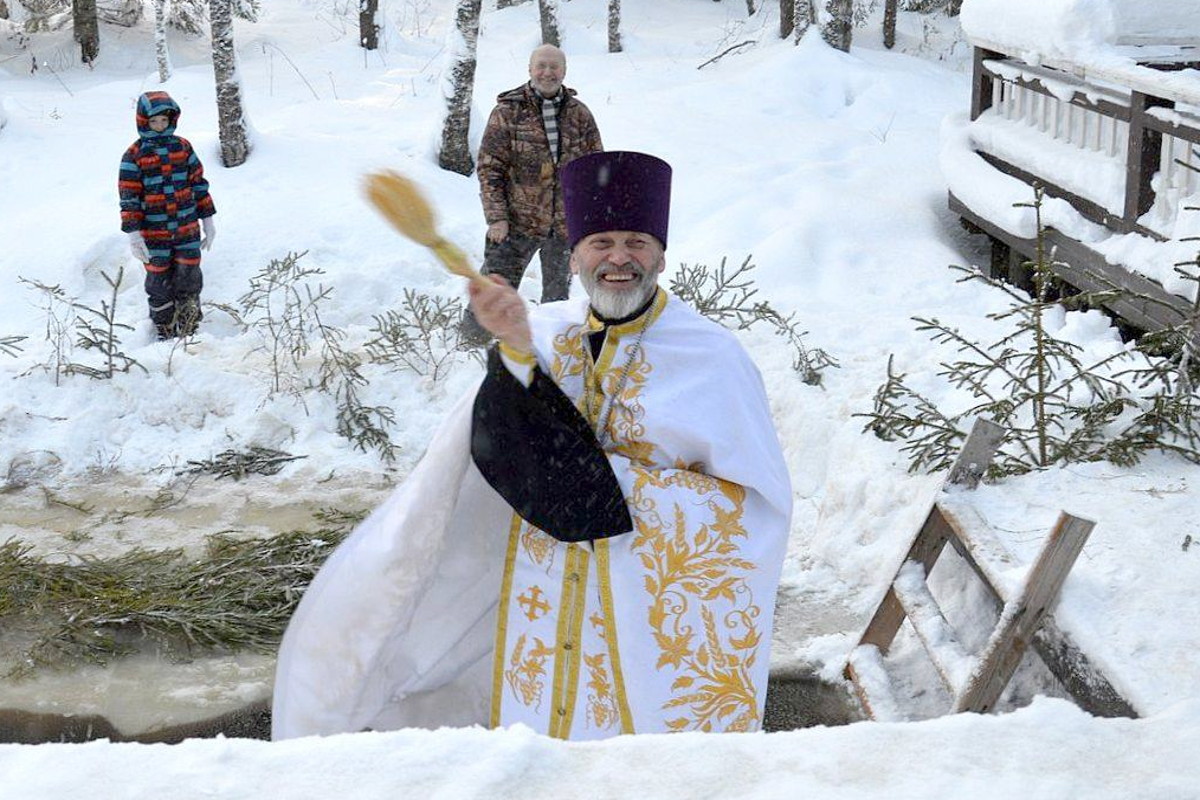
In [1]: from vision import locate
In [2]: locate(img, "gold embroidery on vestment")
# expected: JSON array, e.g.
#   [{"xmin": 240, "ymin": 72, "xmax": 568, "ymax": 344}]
[
  {"xmin": 584, "ymin": 612, "xmax": 619, "ymax": 732},
  {"xmin": 505, "ymin": 633, "xmax": 555, "ymax": 710},
  {"xmin": 548, "ymin": 544, "xmax": 590, "ymax": 738},
  {"xmin": 491, "ymin": 513, "xmax": 527, "ymax": 727},
  {"xmin": 628, "ymin": 469, "xmax": 764, "ymax": 732}
]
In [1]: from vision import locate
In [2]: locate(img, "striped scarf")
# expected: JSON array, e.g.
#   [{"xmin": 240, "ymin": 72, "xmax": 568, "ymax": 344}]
[{"xmin": 539, "ymin": 89, "xmax": 564, "ymax": 163}]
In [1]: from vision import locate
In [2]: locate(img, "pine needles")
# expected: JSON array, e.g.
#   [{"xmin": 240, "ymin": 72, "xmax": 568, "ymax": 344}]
[
  {"xmin": 184, "ymin": 446, "xmax": 307, "ymax": 480},
  {"xmin": 670, "ymin": 254, "xmax": 838, "ymax": 385},
  {"xmin": 861, "ymin": 186, "xmax": 1200, "ymax": 478},
  {"xmin": 0, "ymin": 335, "xmax": 26, "ymax": 358},
  {"xmin": 0, "ymin": 521, "xmax": 356, "ymax": 678}
]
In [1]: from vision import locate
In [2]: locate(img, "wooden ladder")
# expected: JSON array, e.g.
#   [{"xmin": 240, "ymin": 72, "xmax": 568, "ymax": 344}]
[{"xmin": 843, "ymin": 419, "xmax": 1101, "ymax": 721}]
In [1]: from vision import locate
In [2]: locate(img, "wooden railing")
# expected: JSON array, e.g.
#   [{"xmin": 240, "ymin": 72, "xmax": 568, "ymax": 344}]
[{"xmin": 969, "ymin": 46, "xmax": 1200, "ymax": 241}]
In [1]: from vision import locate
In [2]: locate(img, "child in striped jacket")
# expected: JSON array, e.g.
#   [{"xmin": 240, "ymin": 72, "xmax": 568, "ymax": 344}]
[{"xmin": 119, "ymin": 91, "xmax": 216, "ymax": 340}]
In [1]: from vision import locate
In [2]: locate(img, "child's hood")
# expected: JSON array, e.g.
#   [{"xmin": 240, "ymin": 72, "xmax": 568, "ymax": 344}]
[{"xmin": 135, "ymin": 91, "xmax": 181, "ymax": 139}]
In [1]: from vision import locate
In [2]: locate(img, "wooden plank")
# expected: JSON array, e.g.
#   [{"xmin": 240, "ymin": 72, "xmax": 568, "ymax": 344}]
[
  {"xmin": 1124, "ymin": 92, "xmax": 1171, "ymax": 226},
  {"xmin": 979, "ymin": 59, "xmax": 1132, "ymax": 121},
  {"xmin": 1032, "ymin": 618, "xmax": 1138, "ymax": 718},
  {"xmin": 971, "ymin": 47, "xmax": 999, "ymax": 121},
  {"xmin": 1043, "ymin": 228, "xmax": 1191, "ymax": 332},
  {"xmin": 954, "ymin": 512, "xmax": 1095, "ymax": 713},
  {"xmin": 891, "ymin": 560, "xmax": 973, "ymax": 696},
  {"xmin": 949, "ymin": 193, "xmax": 1193, "ymax": 334},
  {"xmin": 845, "ymin": 645, "xmax": 904, "ymax": 722},
  {"xmin": 853, "ymin": 505, "xmax": 951, "ymax": 654},
  {"xmin": 976, "ymin": 151, "xmax": 1127, "ymax": 233},
  {"xmin": 937, "ymin": 495, "xmax": 1137, "ymax": 718},
  {"xmin": 946, "ymin": 417, "xmax": 1005, "ymax": 489},
  {"xmin": 936, "ymin": 497, "xmax": 1017, "ymax": 601}
]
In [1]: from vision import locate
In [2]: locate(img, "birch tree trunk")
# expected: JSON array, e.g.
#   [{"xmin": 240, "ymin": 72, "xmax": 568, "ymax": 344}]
[
  {"xmin": 359, "ymin": 0, "xmax": 379, "ymax": 50},
  {"xmin": 779, "ymin": 0, "xmax": 793, "ymax": 39},
  {"xmin": 882, "ymin": 0, "xmax": 897, "ymax": 49},
  {"xmin": 437, "ymin": 0, "xmax": 482, "ymax": 176},
  {"xmin": 154, "ymin": 0, "xmax": 171, "ymax": 82},
  {"xmin": 821, "ymin": 0, "xmax": 852, "ymax": 52},
  {"xmin": 607, "ymin": 0, "xmax": 621, "ymax": 53},
  {"xmin": 210, "ymin": 0, "xmax": 252, "ymax": 167},
  {"xmin": 793, "ymin": 0, "xmax": 814, "ymax": 43},
  {"xmin": 72, "ymin": 0, "xmax": 99, "ymax": 65},
  {"xmin": 537, "ymin": 0, "xmax": 560, "ymax": 47}
]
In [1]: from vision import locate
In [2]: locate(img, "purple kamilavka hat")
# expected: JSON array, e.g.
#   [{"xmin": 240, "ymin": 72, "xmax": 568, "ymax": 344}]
[{"xmin": 561, "ymin": 151, "xmax": 672, "ymax": 249}]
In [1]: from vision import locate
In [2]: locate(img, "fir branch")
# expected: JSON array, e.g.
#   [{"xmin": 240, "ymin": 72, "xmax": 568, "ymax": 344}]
[
  {"xmin": 859, "ymin": 185, "xmax": 1200, "ymax": 477},
  {"xmin": 670, "ymin": 254, "xmax": 837, "ymax": 384},
  {"xmin": 184, "ymin": 447, "xmax": 307, "ymax": 480},
  {"xmin": 0, "ymin": 335, "xmax": 26, "ymax": 357},
  {"xmin": 364, "ymin": 289, "xmax": 465, "ymax": 381},
  {"xmin": 1, "ymin": 524, "xmax": 352, "ymax": 677}
]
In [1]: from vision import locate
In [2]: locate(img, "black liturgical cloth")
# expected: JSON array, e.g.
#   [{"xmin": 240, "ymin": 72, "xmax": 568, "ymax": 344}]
[{"xmin": 471, "ymin": 347, "xmax": 633, "ymax": 542}]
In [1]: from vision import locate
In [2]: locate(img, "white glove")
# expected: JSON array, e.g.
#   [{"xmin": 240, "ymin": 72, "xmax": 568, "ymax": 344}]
[
  {"xmin": 127, "ymin": 231, "xmax": 150, "ymax": 262},
  {"xmin": 201, "ymin": 217, "xmax": 216, "ymax": 251}
]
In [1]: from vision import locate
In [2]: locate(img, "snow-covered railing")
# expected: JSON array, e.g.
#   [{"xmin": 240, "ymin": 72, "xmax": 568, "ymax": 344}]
[{"xmin": 968, "ymin": 46, "xmax": 1200, "ymax": 239}]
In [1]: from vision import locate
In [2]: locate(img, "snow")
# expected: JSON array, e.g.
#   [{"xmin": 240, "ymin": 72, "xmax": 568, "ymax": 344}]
[
  {"xmin": 1, "ymin": 0, "xmax": 1199, "ymax": 797},
  {"xmin": 961, "ymin": 0, "xmax": 1200, "ymax": 56}
]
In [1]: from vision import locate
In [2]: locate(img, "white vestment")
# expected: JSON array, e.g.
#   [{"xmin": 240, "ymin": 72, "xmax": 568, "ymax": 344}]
[{"xmin": 272, "ymin": 290, "xmax": 792, "ymax": 740}]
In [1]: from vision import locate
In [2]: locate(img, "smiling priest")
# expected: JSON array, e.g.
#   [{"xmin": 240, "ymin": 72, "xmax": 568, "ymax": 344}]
[{"xmin": 272, "ymin": 151, "xmax": 792, "ymax": 741}]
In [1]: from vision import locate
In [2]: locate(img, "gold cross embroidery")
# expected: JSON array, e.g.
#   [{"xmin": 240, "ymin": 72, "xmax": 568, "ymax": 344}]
[{"xmin": 517, "ymin": 586, "xmax": 552, "ymax": 621}]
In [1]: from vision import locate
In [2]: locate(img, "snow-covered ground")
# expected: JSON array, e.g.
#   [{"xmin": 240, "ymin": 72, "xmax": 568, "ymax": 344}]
[{"xmin": 1, "ymin": 0, "xmax": 1198, "ymax": 797}]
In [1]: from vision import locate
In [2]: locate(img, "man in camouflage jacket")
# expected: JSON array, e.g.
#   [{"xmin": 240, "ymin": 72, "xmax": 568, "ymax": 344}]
[{"xmin": 465, "ymin": 45, "xmax": 603, "ymax": 343}]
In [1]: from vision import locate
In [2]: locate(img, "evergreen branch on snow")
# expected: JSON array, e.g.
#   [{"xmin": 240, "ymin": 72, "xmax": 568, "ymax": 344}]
[
  {"xmin": 184, "ymin": 446, "xmax": 307, "ymax": 480},
  {"xmin": 64, "ymin": 265, "xmax": 145, "ymax": 380},
  {"xmin": 0, "ymin": 335, "xmax": 26, "ymax": 358},
  {"xmin": 364, "ymin": 288, "xmax": 467, "ymax": 382},
  {"xmin": 670, "ymin": 254, "xmax": 837, "ymax": 385},
  {"xmin": 0, "ymin": 520, "xmax": 354, "ymax": 678},
  {"xmin": 860, "ymin": 185, "xmax": 1200, "ymax": 478}
]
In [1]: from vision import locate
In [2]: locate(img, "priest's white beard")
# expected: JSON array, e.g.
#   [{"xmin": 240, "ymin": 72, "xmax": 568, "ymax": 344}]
[{"xmin": 580, "ymin": 258, "xmax": 661, "ymax": 320}]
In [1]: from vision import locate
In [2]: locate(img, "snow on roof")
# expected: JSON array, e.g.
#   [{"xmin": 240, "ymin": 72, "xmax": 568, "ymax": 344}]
[
  {"xmin": 961, "ymin": 0, "xmax": 1200, "ymax": 61},
  {"xmin": 960, "ymin": 0, "xmax": 1200, "ymax": 108}
]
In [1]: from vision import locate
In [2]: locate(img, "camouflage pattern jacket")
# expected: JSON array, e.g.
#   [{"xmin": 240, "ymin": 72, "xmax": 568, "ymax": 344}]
[{"xmin": 477, "ymin": 83, "xmax": 603, "ymax": 239}]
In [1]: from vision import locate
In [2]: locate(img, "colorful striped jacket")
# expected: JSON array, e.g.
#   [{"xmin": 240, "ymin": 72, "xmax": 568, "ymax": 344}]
[{"xmin": 118, "ymin": 91, "xmax": 215, "ymax": 246}]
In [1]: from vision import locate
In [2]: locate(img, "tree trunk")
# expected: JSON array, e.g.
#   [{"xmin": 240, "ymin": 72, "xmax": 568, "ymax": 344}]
[
  {"xmin": 883, "ymin": 0, "xmax": 897, "ymax": 49},
  {"xmin": 154, "ymin": 0, "xmax": 171, "ymax": 82},
  {"xmin": 437, "ymin": 0, "xmax": 482, "ymax": 176},
  {"xmin": 210, "ymin": 0, "xmax": 252, "ymax": 167},
  {"xmin": 821, "ymin": 0, "xmax": 852, "ymax": 52},
  {"xmin": 537, "ymin": 0, "xmax": 560, "ymax": 47},
  {"xmin": 780, "ymin": 0, "xmax": 794, "ymax": 39},
  {"xmin": 359, "ymin": 0, "xmax": 379, "ymax": 50},
  {"xmin": 793, "ymin": 0, "xmax": 814, "ymax": 43},
  {"xmin": 73, "ymin": 0, "xmax": 99, "ymax": 65},
  {"xmin": 607, "ymin": 0, "xmax": 621, "ymax": 53},
  {"xmin": 746, "ymin": 0, "xmax": 756, "ymax": 14},
  {"xmin": 946, "ymin": 0, "xmax": 963, "ymax": 15},
  {"xmin": 99, "ymin": 0, "xmax": 143, "ymax": 27}
]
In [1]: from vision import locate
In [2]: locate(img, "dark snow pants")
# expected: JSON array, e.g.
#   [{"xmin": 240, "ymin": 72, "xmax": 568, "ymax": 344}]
[
  {"xmin": 144, "ymin": 241, "xmax": 204, "ymax": 337},
  {"xmin": 460, "ymin": 231, "xmax": 570, "ymax": 345}
]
